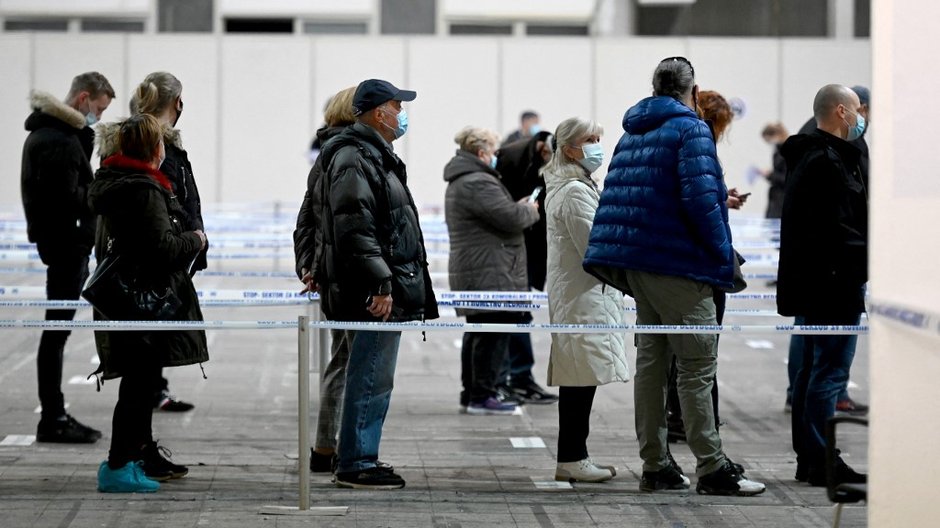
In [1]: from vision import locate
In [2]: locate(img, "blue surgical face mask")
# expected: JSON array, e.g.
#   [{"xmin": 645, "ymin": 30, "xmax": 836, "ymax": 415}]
[
  {"xmin": 380, "ymin": 105, "xmax": 408, "ymax": 139},
  {"xmin": 579, "ymin": 142, "xmax": 604, "ymax": 173},
  {"xmin": 489, "ymin": 154, "xmax": 498, "ymax": 169},
  {"xmin": 528, "ymin": 124, "xmax": 542, "ymax": 136},
  {"xmin": 844, "ymin": 109, "xmax": 866, "ymax": 142}
]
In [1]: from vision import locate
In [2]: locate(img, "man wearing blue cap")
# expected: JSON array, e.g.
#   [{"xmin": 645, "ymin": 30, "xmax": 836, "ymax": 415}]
[{"xmin": 316, "ymin": 79, "xmax": 438, "ymax": 489}]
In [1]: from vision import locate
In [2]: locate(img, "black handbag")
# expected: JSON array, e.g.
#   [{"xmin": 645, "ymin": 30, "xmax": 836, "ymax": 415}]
[{"xmin": 81, "ymin": 238, "xmax": 182, "ymax": 320}]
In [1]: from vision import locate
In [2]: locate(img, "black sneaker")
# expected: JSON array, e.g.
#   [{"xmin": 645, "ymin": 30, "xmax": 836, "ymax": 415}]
[
  {"xmin": 155, "ymin": 390, "xmax": 195, "ymax": 412},
  {"xmin": 140, "ymin": 441, "xmax": 188, "ymax": 481},
  {"xmin": 807, "ymin": 457, "xmax": 866, "ymax": 487},
  {"xmin": 509, "ymin": 381, "xmax": 559, "ymax": 405},
  {"xmin": 36, "ymin": 414, "xmax": 101, "ymax": 444},
  {"xmin": 310, "ymin": 450, "xmax": 337, "ymax": 473},
  {"xmin": 696, "ymin": 461, "xmax": 766, "ymax": 496},
  {"xmin": 495, "ymin": 385, "xmax": 524, "ymax": 405},
  {"xmin": 335, "ymin": 467, "xmax": 405, "ymax": 489},
  {"xmin": 639, "ymin": 461, "xmax": 691, "ymax": 491}
]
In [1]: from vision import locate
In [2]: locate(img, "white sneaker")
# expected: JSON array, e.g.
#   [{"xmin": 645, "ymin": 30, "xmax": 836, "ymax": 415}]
[
  {"xmin": 587, "ymin": 457, "xmax": 617, "ymax": 477},
  {"xmin": 555, "ymin": 458, "xmax": 615, "ymax": 483}
]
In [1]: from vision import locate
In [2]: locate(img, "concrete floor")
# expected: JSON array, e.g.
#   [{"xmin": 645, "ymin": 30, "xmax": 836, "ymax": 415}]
[{"xmin": 0, "ymin": 230, "xmax": 868, "ymax": 528}]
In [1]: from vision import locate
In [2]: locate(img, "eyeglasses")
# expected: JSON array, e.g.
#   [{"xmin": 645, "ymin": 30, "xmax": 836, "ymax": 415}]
[{"xmin": 661, "ymin": 56, "xmax": 694, "ymax": 78}]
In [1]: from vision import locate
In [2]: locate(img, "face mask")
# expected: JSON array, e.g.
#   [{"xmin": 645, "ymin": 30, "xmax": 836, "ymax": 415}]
[
  {"xmin": 528, "ymin": 124, "xmax": 542, "ymax": 136},
  {"xmin": 844, "ymin": 109, "xmax": 866, "ymax": 141},
  {"xmin": 84, "ymin": 106, "xmax": 98, "ymax": 126},
  {"xmin": 381, "ymin": 106, "xmax": 408, "ymax": 139},
  {"xmin": 578, "ymin": 142, "xmax": 604, "ymax": 173},
  {"xmin": 489, "ymin": 154, "xmax": 498, "ymax": 169}
]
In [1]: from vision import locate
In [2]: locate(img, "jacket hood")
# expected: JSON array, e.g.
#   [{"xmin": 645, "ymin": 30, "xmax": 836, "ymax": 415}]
[
  {"xmin": 25, "ymin": 90, "xmax": 86, "ymax": 131},
  {"xmin": 443, "ymin": 150, "xmax": 499, "ymax": 183},
  {"xmin": 316, "ymin": 125, "xmax": 346, "ymax": 144},
  {"xmin": 96, "ymin": 120, "xmax": 184, "ymax": 159},
  {"xmin": 623, "ymin": 96, "xmax": 698, "ymax": 135},
  {"xmin": 542, "ymin": 161, "xmax": 592, "ymax": 191},
  {"xmin": 89, "ymin": 155, "xmax": 173, "ymax": 216},
  {"xmin": 319, "ymin": 122, "xmax": 396, "ymax": 169},
  {"xmin": 780, "ymin": 129, "xmax": 860, "ymax": 167}
]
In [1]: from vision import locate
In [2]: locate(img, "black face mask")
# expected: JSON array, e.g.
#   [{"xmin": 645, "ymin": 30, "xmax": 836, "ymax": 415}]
[{"xmin": 172, "ymin": 99, "xmax": 183, "ymax": 127}]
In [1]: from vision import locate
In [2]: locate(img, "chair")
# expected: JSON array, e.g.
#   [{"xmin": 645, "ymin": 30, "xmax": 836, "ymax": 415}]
[{"xmin": 826, "ymin": 416, "xmax": 868, "ymax": 528}]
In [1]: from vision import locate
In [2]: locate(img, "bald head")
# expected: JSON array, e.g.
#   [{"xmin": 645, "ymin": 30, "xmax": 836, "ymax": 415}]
[{"xmin": 813, "ymin": 84, "xmax": 861, "ymax": 139}]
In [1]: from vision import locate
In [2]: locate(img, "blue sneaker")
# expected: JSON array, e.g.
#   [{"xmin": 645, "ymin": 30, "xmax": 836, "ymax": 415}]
[
  {"xmin": 466, "ymin": 396, "xmax": 517, "ymax": 416},
  {"xmin": 97, "ymin": 461, "xmax": 160, "ymax": 493}
]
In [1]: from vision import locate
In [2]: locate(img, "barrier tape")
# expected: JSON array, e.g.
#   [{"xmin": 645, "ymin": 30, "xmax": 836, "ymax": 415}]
[
  {"xmin": 0, "ymin": 299, "xmax": 312, "ymax": 308},
  {"xmin": 0, "ymin": 318, "xmax": 867, "ymax": 335}
]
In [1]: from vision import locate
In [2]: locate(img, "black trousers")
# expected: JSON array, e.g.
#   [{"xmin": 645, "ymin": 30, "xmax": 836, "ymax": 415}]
[
  {"xmin": 108, "ymin": 346, "xmax": 162, "ymax": 468},
  {"xmin": 557, "ymin": 386, "xmax": 597, "ymax": 462},
  {"xmin": 666, "ymin": 290, "xmax": 725, "ymax": 431},
  {"xmin": 36, "ymin": 243, "xmax": 89, "ymax": 420},
  {"xmin": 461, "ymin": 312, "xmax": 524, "ymax": 403}
]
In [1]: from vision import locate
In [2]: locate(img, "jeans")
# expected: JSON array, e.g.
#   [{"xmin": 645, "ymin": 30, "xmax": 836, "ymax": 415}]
[
  {"xmin": 36, "ymin": 243, "xmax": 89, "ymax": 420},
  {"xmin": 626, "ymin": 270, "xmax": 726, "ymax": 477},
  {"xmin": 557, "ymin": 386, "xmax": 597, "ymax": 463},
  {"xmin": 315, "ymin": 330, "xmax": 351, "ymax": 450},
  {"xmin": 786, "ymin": 334, "xmax": 849, "ymax": 404},
  {"xmin": 336, "ymin": 330, "xmax": 401, "ymax": 474},
  {"xmin": 109, "ymin": 349, "xmax": 162, "ymax": 468},
  {"xmin": 790, "ymin": 313, "xmax": 860, "ymax": 467}
]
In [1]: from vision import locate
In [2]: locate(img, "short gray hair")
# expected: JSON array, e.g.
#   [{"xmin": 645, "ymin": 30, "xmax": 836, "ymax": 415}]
[
  {"xmin": 66, "ymin": 71, "xmax": 115, "ymax": 101},
  {"xmin": 652, "ymin": 57, "xmax": 695, "ymax": 100},
  {"xmin": 813, "ymin": 84, "xmax": 855, "ymax": 121}
]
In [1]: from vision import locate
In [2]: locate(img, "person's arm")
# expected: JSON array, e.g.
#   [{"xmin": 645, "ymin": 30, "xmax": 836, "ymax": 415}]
[
  {"xmin": 677, "ymin": 121, "xmax": 732, "ymax": 260},
  {"xmin": 123, "ymin": 187, "xmax": 203, "ymax": 271},
  {"xmin": 461, "ymin": 176, "xmax": 539, "ymax": 234},
  {"xmin": 561, "ymin": 183, "xmax": 598, "ymax": 258},
  {"xmin": 293, "ymin": 164, "xmax": 319, "ymax": 280}
]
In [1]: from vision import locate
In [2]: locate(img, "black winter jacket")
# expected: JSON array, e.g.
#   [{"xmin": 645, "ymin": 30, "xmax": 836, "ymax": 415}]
[
  {"xmin": 777, "ymin": 130, "xmax": 868, "ymax": 319},
  {"xmin": 294, "ymin": 125, "xmax": 346, "ymax": 280},
  {"xmin": 88, "ymin": 155, "xmax": 208, "ymax": 379},
  {"xmin": 495, "ymin": 131, "xmax": 552, "ymax": 290},
  {"xmin": 317, "ymin": 122, "xmax": 438, "ymax": 322},
  {"xmin": 20, "ymin": 91, "xmax": 96, "ymax": 252}
]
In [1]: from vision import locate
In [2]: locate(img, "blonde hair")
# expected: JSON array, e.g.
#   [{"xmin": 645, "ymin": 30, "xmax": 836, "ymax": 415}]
[
  {"xmin": 130, "ymin": 72, "xmax": 182, "ymax": 116},
  {"xmin": 454, "ymin": 126, "xmax": 499, "ymax": 155},
  {"xmin": 543, "ymin": 117, "xmax": 604, "ymax": 174},
  {"xmin": 323, "ymin": 87, "xmax": 357, "ymax": 128},
  {"xmin": 119, "ymin": 114, "xmax": 163, "ymax": 162}
]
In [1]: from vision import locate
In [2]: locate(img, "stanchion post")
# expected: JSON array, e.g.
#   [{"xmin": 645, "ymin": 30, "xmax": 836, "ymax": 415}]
[{"xmin": 297, "ymin": 315, "xmax": 311, "ymax": 510}]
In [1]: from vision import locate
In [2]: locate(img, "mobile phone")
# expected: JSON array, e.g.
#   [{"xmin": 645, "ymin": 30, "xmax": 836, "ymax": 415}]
[
  {"xmin": 738, "ymin": 192, "xmax": 751, "ymax": 200},
  {"xmin": 528, "ymin": 186, "xmax": 543, "ymax": 203}
]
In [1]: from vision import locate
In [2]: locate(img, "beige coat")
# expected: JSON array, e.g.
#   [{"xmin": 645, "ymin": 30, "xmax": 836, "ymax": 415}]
[{"xmin": 544, "ymin": 162, "xmax": 629, "ymax": 386}]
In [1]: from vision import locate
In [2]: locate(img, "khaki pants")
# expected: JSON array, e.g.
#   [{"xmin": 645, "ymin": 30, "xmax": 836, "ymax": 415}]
[{"xmin": 626, "ymin": 270, "xmax": 726, "ymax": 477}]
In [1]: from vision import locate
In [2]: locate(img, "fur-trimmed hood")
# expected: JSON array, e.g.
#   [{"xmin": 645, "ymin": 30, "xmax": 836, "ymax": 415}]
[
  {"xmin": 95, "ymin": 119, "xmax": 184, "ymax": 159},
  {"xmin": 27, "ymin": 90, "xmax": 85, "ymax": 130}
]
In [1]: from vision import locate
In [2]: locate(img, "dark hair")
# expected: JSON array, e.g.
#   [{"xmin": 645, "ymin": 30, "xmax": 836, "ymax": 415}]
[
  {"xmin": 521, "ymin": 111, "xmax": 539, "ymax": 121},
  {"xmin": 652, "ymin": 57, "xmax": 695, "ymax": 100},
  {"xmin": 119, "ymin": 114, "xmax": 163, "ymax": 162},
  {"xmin": 66, "ymin": 71, "xmax": 115, "ymax": 101}
]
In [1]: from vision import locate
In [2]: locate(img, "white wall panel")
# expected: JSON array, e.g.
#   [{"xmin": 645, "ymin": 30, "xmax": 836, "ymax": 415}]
[
  {"xmin": 219, "ymin": 36, "xmax": 310, "ymax": 205},
  {"xmin": 406, "ymin": 38, "xmax": 499, "ymax": 208},
  {"xmin": 126, "ymin": 35, "xmax": 219, "ymax": 202},
  {"xmin": 690, "ymin": 38, "xmax": 781, "ymax": 217},
  {"xmin": 0, "ymin": 34, "xmax": 33, "ymax": 210}
]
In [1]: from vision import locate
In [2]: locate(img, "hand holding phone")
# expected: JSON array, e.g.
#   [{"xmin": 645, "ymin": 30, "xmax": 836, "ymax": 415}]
[{"xmin": 528, "ymin": 186, "xmax": 543, "ymax": 203}]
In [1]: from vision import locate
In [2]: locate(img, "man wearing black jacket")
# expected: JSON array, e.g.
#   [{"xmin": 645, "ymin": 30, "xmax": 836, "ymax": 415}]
[
  {"xmin": 21, "ymin": 72, "xmax": 114, "ymax": 443},
  {"xmin": 778, "ymin": 84, "xmax": 868, "ymax": 488},
  {"xmin": 317, "ymin": 79, "xmax": 438, "ymax": 490}
]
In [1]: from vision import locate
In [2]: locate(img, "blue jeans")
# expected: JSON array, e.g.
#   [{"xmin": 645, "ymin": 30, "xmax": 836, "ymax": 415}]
[
  {"xmin": 790, "ymin": 314, "xmax": 860, "ymax": 466},
  {"xmin": 786, "ymin": 335, "xmax": 849, "ymax": 404},
  {"xmin": 336, "ymin": 330, "xmax": 401, "ymax": 474}
]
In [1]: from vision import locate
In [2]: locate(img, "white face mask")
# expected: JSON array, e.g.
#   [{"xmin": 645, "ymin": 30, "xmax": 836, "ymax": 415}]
[{"xmin": 578, "ymin": 142, "xmax": 605, "ymax": 173}]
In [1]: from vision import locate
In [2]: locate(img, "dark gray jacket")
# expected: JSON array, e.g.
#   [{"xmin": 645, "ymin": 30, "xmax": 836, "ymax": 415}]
[{"xmin": 443, "ymin": 150, "xmax": 539, "ymax": 314}]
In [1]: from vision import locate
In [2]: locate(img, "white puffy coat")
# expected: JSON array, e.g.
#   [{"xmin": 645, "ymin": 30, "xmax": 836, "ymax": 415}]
[{"xmin": 544, "ymin": 162, "xmax": 629, "ymax": 386}]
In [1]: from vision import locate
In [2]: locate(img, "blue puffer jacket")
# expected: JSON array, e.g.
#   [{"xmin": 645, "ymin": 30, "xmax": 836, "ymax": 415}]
[{"xmin": 583, "ymin": 96, "xmax": 734, "ymax": 290}]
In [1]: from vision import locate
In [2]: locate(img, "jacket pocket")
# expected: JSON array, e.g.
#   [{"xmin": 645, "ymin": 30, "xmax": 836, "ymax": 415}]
[{"xmin": 390, "ymin": 260, "xmax": 425, "ymax": 315}]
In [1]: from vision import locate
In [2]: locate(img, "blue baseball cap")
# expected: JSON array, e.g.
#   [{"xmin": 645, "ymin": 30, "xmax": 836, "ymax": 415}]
[
  {"xmin": 850, "ymin": 85, "xmax": 870, "ymax": 106},
  {"xmin": 352, "ymin": 79, "xmax": 416, "ymax": 116}
]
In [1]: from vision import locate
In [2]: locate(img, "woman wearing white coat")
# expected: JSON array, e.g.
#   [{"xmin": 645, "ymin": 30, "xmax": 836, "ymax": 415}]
[{"xmin": 543, "ymin": 117, "xmax": 630, "ymax": 483}]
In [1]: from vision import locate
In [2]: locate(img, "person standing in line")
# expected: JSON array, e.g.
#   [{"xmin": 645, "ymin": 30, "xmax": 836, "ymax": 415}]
[
  {"xmin": 502, "ymin": 110, "xmax": 542, "ymax": 147},
  {"xmin": 778, "ymin": 84, "xmax": 868, "ymax": 488},
  {"xmin": 21, "ymin": 72, "xmax": 114, "ymax": 444},
  {"xmin": 542, "ymin": 117, "xmax": 628, "ymax": 483},
  {"xmin": 89, "ymin": 113, "xmax": 208, "ymax": 492},
  {"xmin": 583, "ymin": 57, "xmax": 765, "ymax": 496},
  {"xmin": 98, "ymin": 72, "xmax": 204, "ymax": 413},
  {"xmin": 786, "ymin": 84, "xmax": 871, "ymax": 416},
  {"xmin": 444, "ymin": 126, "xmax": 539, "ymax": 415},
  {"xmin": 317, "ymin": 79, "xmax": 438, "ymax": 489},
  {"xmin": 761, "ymin": 122, "xmax": 788, "ymax": 221},
  {"xmin": 293, "ymin": 86, "xmax": 361, "ymax": 473}
]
